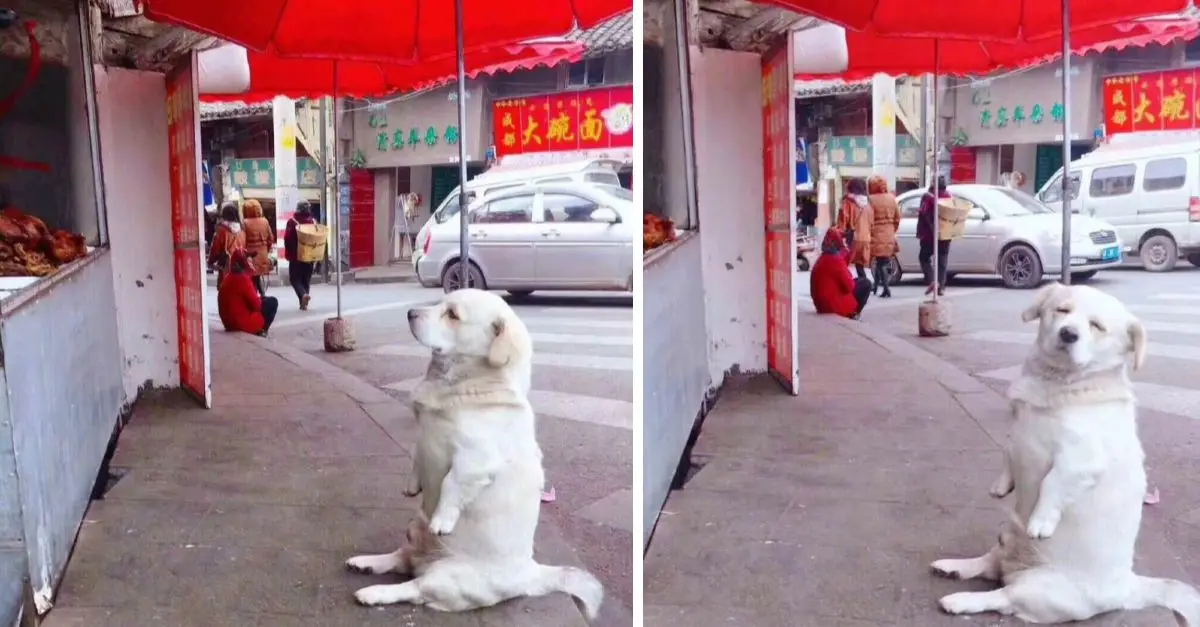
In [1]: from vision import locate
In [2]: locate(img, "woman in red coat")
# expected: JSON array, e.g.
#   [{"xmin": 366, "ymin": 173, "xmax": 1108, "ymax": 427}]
[
  {"xmin": 810, "ymin": 228, "xmax": 872, "ymax": 319},
  {"xmin": 218, "ymin": 249, "xmax": 280, "ymax": 337}
]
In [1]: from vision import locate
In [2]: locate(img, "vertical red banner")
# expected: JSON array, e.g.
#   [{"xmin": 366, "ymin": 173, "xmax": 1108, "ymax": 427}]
[
  {"xmin": 762, "ymin": 39, "xmax": 797, "ymax": 395},
  {"xmin": 166, "ymin": 54, "xmax": 210, "ymax": 407},
  {"xmin": 1131, "ymin": 72, "xmax": 1165, "ymax": 132},
  {"xmin": 1159, "ymin": 70, "xmax": 1195, "ymax": 132},
  {"xmin": 546, "ymin": 92, "xmax": 581, "ymax": 152},
  {"xmin": 1102, "ymin": 75, "xmax": 1135, "ymax": 135}
]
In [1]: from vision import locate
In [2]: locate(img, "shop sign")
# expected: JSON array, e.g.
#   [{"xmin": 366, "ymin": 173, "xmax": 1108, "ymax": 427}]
[
  {"xmin": 975, "ymin": 95, "xmax": 1066, "ymax": 130},
  {"xmin": 228, "ymin": 157, "xmax": 323, "ymax": 189},
  {"xmin": 826, "ymin": 135, "xmax": 920, "ymax": 168},
  {"xmin": 491, "ymin": 85, "xmax": 634, "ymax": 158},
  {"xmin": 368, "ymin": 107, "xmax": 461, "ymax": 152},
  {"xmin": 762, "ymin": 39, "xmax": 799, "ymax": 396},
  {"xmin": 166, "ymin": 53, "xmax": 212, "ymax": 408},
  {"xmin": 1103, "ymin": 69, "xmax": 1200, "ymax": 135}
]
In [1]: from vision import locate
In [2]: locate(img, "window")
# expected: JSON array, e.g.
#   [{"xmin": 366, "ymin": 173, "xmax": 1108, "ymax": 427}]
[
  {"xmin": 1186, "ymin": 38, "xmax": 1200, "ymax": 63},
  {"xmin": 567, "ymin": 58, "xmax": 606, "ymax": 88},
  {"xmin": 1088, "ymin": 164, "xmax": 1137, "ymax": 198},
  {"xmin": 1040, "ymin": 172, "xmax": 1080, "ymax": 203},
  {"xmin": 1143, "ymin": 157, "xmax": 1187, "ymax": 192},
  {"xmin": 899, "ymin": 195, "xmax": 922, "ymax": 217},
  {"xmin": 542, "ymin": 194, "xmax": 605, "ymax": 222},
  {"xmin": 968, "ymin": 206, "xmax": 988, "ymax": 221},
  {"xmin": 584, "ymin": 171, "xmax": 622, "ymax": 186},
  {"xmin": 595, "ymin": 184, "xmax": 633, "ymax": 202},
  {"xmin": 471, "ymin": 195, "xmax": 533, "ymax": 224}
]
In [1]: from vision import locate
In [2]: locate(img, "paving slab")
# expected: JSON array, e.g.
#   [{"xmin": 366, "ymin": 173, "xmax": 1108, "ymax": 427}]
[
  {"xmin": 44, "ymin": 331, "xmax": 589, "ymax": 627},
  {"xmin": 645, "ymin": 312, "xmax": 1190, "ymax": 627}
]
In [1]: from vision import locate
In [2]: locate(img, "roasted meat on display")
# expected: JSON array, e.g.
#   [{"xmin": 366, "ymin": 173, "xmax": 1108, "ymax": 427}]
[{"xmin": 0, "ymin": 208, "xmax": 88, "ymax": 277}]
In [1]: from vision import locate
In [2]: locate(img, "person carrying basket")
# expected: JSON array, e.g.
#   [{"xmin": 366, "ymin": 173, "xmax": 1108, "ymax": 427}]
[{"xmin": 284, "ymin": 201, "xmax": 318, "ymax": 311}]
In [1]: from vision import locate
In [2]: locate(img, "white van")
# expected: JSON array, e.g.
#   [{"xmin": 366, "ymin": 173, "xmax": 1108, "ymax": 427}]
[
  {"xmin": 1036, "ymin": 132, "xmax": 1200, "ymax": 271},
  {"xmin": 411, "ymin": 159, "xmax": 624, "ymax": 271}
]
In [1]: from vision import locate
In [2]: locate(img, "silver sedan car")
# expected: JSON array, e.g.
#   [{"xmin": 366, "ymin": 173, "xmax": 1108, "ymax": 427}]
[
  {"xmin": 888, "ymin": 184, "xmax": 1124, "ymax": 289},
  {"xmin": 413, "ymin": 182, "xmax": 635, "ymax": 295}
]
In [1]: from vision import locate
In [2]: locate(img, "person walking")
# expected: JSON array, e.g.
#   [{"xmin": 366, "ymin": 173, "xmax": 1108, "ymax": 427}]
[
  {"xmin": 207, "ymin": 202, "xmax": 245, "ymax": 288},
  {"xmin": 836, "ymin": 178, "xmax": 873, "ymax": 281},
  {"xmin": 867, "ymin": 175, "xmax": 901, "ymax": 298},
  {"xmin": 241, "ymin": 199, "xmax": 274, "ymax": 297},
  {"xmin": 918, "ymin": 175, "xmax": 952, "ymax": 296},
  {"xmin": 217, "ymin": 249, "xmax": 279, "ymax": 337},
  {"xmin": 810, "ymin": 228, "xmax": 872, "ymax": 320},
  {"xmin": 284, "ymin": 200, "xmax": 317, "ymax": 311}
]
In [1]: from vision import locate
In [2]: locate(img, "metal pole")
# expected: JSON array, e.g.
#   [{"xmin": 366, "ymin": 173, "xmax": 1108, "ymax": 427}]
[
  {"xmin": 1059, "ymin": 0, "xmax": 1073, "ymax": 285},
  {"xmin": 454, "ymin": 0, "xmax": 470, "ymax": 291},
  {"xmin": 333, "ymin": 62, "xmax": 343, "ymax": 317},
  {"xmin": 919, "ymin": 74, "xmax": 930, "ymax": 187},
  {"xmin": 931, "ymin": 42, "xmax": 941, "ymax": 301},
  {"xmin": 319, "ymin": 96, "xmax": 331, "ymax": 284}
]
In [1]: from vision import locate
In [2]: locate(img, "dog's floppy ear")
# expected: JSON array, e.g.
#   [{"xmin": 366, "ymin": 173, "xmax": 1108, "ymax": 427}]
[
  {"xmin": 1021, "ymin": 282, "xmax": 1064, "ymax": 322},
  {"xmin": 487, "ymin": 313, "xmax": 530, "ymax": 368},
  {"xmin": 1128, "ymin": 318, "xmax": 1147, "ymax": 371}
]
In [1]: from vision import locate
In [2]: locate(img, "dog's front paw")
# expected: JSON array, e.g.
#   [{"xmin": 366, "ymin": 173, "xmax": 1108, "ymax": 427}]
[
  {"xmin": 939, "ymin": 592, "xmax": 985, "ymax": 615},
  {"xmin": 355, "ymin": 584, "xmax": 403, "ymax": 607},
  {"xmin": 403, "ymin": 476, "xmax": 421, "ymax": 497},
  {"xmin": 428, "ymin": 508, "xmax": 460, "ymax": 535},
  {"xmin": 989, "ymin": 475, "xmax": 1014, "ymax": 498},
  {"xmin": 1025, "ymin": 509, "xmax": 1061, "ymax": 539}
]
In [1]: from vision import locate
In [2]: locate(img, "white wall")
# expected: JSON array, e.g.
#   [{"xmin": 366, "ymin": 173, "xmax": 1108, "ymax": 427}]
[
  {"xmin": 94, "ymin": 67, "xmax": 180, "ymax": 402},
  {"xmin": 692, "ymin": 47, "xmax": 768, "ymax": 384},
  {"xmin": 642, "ymin": 235, "xmax": 710, "ymax": 548}
]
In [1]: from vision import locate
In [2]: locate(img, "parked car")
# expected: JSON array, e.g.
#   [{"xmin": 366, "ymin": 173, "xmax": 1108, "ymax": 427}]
[
  {"xmin": 888, "ymin": 184, "xmax": 1124, "ymax": 289},
  {"xmin": 414, "ymin": 182, "xmax": 635, "ymax": 295},
  {"xmin": 1036, "ymin": 131, "xmax": 1200, "ymax": 271}
]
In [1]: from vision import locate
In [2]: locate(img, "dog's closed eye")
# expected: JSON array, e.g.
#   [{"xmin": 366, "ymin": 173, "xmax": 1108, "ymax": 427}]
[
  {"xmin": 1090, "ymin": 319, "xmax": 1106, "ymax": 333},
  {"xmin": 1055, "ymin": 305, "xmax": 1073, "ymax": 315},
  {"xmin": 444, "ymin": 306, "xmax": 460, "ymax": 321}
]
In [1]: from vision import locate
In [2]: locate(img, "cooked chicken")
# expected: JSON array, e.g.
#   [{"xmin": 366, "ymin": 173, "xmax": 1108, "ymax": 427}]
[
  {"xmin": 0, "ymin": 207, "xmax": 87, "ymax": 276},
  {"xmin": 643, "ymin": 213, "xmax": 676, "ymax": 252}
]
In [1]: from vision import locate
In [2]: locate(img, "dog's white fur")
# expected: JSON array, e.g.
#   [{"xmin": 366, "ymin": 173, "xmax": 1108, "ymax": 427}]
[
  {"xmin": 344, "ymin": 289, "xmax": 603, "ymax": 619},
  {"xmin": 931, "ymin": 283, "xmax": 1200, "ymax": 625}
]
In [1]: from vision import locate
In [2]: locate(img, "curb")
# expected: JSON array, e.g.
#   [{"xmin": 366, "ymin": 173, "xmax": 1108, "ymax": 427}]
[{"xmin": 351, "ymin": 273, "xmax": 419, "ymax": 285}]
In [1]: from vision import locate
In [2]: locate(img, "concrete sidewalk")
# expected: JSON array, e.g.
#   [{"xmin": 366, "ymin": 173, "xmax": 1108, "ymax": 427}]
[
  {"xmin": 44, "ymin": 331, "xmax": 590, "ymax": 627},
  {"xmin": 645, "ymin": 314, "xmax": 1191, "ymax": 626}
]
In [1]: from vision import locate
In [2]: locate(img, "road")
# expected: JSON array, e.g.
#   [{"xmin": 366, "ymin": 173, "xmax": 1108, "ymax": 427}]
[{"xmin": 211, "ymin": 282, "xmax": 635, "ymax": 626}]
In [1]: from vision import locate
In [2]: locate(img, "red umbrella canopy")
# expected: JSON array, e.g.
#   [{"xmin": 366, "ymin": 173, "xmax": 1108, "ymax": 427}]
[
  {"xmin": 142, "ymin": 0, "xmax": 630, "ymax": 62},
  {"xmin": 199, "ymin": 42, "xmax": 585, "ymax": 103},
  {"xmin": 795, "ymin": 20, "xmax": 1200, "ymax": 80},
  {"xmin": 761, "ymin": 0, "xmax": 1192, "ymax": 41}
]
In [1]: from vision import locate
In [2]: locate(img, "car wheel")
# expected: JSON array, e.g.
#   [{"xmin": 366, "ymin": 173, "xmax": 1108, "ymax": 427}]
[
  {"xmin": 885, "ymin": 256, "xmax": 902, "ymax": 284},
  {"xmin": 1073, "ymin": 270, "xmax": 1098, "ymax": 282},
  {"xmin": 507, "ymin": 290, "xmax": 534, "ymax": 299},
  {"xmin": 1140, "ymin": 234, "xmax": 1178, "ymax": 272},
  {"xmin": 999, "ymin": 245, "xmax": 1043, "ymax": 289},
  {"xmin": 1187, "ymin": 252, "xmax": 1200, "ymax": 267},
  {"xmin": 797, "ymin": 256, "xmax": 810, "ymax": 272},
  {"xmin": 441, "ymin": 260, "xmax": 486, "ymax": 292}
]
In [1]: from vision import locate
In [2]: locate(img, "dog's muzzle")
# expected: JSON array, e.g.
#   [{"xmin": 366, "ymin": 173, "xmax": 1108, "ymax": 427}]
[
  {"xmin": 1058, "ymin": 326, "xmax": 1080, "ymax": 345},
  {"xmin": 407, "ymin": 308, "xmax": 419, "ymax": 321}
]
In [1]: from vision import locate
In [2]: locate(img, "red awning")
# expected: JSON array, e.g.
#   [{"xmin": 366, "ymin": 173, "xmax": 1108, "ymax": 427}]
[
  {"xmin": 142, "ymin": 0, "xmax": 629, "ymax": 63},
  {"xmin": 760, "ymin": 0, "xmax": 1191, "ymax": 41},
  {"xmin": 200, "ymin": 42, "xmax": 584, "ymax": 103},
  {"xmin": 795, "ymin": 20, "xmax": 1200, "ymax": 80}
]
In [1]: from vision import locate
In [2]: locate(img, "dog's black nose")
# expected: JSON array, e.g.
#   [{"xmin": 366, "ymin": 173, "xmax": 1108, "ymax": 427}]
[
  {"xmin": 1059, "ymin": 326, "xmax": 1079, "ymax": 344},
  {"xmin": 407, "ymin": 309, "xmax": 419, "ymax": 321}
]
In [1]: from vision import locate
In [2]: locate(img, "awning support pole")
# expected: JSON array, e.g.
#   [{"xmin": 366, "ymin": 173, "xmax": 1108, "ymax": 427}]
[{"xmin": 1059, "ymin": 0, "xmax": 1074, "ymax": 285}]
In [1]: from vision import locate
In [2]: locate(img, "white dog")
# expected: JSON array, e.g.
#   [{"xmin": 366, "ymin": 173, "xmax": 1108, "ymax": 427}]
[
  {"xmin": 345, "ymin": 289, "xmax": 603, "ymax": 619},
  {"xmin": 931, "ymin": 283, "xmax": 1200, "ymax": 625}
]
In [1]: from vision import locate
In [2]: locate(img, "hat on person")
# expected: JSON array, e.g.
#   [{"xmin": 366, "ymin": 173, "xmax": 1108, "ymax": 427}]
[{"xmin": 821, "ymin": 228, "xmax": 846, "ymax": 255}]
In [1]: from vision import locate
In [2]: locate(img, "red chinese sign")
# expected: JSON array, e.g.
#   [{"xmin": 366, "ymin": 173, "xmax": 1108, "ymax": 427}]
[
  {"xmin": 166, "ymin": 53, "xmax": 211, "ymax": 407},
  {"xmin": 1104, "ymin": 69, "xmax": 1200, "ymax": 135},
  {"xmin": 492, "ymin": 85, "xmax": 633, "ymax": 157},
  {"xmin": 762, "ymin": 39, "xmax": 798, "ymax": 396}
]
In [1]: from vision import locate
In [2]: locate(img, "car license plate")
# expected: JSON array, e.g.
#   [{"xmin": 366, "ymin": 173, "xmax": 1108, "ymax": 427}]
[{"xmin": 1102, "ymin": 246, "xmax": 1120, "ymax": 261}]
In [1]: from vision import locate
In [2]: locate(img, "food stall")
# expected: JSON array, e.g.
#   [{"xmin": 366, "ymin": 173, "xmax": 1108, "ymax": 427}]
[{"xmin": 0, "ymin": 1, "xmax": 124, "ymax": 620}]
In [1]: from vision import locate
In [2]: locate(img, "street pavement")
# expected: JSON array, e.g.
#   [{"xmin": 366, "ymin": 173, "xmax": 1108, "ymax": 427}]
[{"xmin": 264, "ymin": 286, "xmax": 635, "ymax": 627}]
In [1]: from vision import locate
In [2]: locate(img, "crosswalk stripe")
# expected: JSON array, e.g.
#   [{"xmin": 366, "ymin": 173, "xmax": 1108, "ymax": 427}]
[
  {"xmin": 1149, "ymin": 294, "xmax": 1200, "ymax": 301},
  {"xmin": 1144, "ymin": 321, "xmax": 1200, "ymax": 336},
  {"xmin": 520, "ymin": 316, "xmax": 632, "ymax": 330},
  {"xmin": 963, "ymin": 330, "xmax": 1200, "ymax": 362},
  {"xmin": 383, "ymin": 377, "xmax": 632, "ymax": 430},
  {"xmin": 368, "ymin": 343, "xmax": 632, "ymax": 371},
  {"xmin": 531, "ymin": 332, "xmax": 632, "ymax": 346},
  {"xmin": 1131, "ymin": 304, "xmax": 1198, "ymax": 316},
  {"xmin": 977, "ymin": 365, "xmax": 1200, "ymax": 420}
]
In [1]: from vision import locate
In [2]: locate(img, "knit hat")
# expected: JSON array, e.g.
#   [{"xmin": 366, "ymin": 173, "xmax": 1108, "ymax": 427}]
[{"xmin": 821, "ymin": 228, "xmax": 846, "ymax": 255}]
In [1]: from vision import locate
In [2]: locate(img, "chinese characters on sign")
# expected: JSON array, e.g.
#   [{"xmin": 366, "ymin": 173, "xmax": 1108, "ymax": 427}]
[
  {"xmin": 165, "ymin": 58, "xmax": 208, "ymax": 404},
  {"xmin": 978, "ymin": 102, "xmax": 1063, "ymax": 129},
  {"xmin": 762, "ymin": 42, "xmax": 797, "ymax": 394},
  {"xmin": 228, "ymin": 158, "xmax": 323, "ymax": 189},
  {"xmin": 1103, "ymin": 69, "xmax": 1200, "ymax": 135},
  {"xmin": 491, "ymin": 85, "xmax": 634, "ymax": 157},
  {"xmin": 375, "ymin": 125, "xmax": 460, "ymax": 152}
]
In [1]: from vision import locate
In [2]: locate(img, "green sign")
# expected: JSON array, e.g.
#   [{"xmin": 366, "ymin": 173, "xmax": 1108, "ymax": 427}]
[
  {"xmin": 375, "ymin": 125, "xmax": 461, "ymax": 152},
  {"xmin": 825, "ymin": 135, "xmax": 920, "ymax": 168},
  {"xmin": 228, "ymin": 157, "xmax": 323, "ymax": 189},
  {"xmin": 979, "ymin": 101, "xmax": 1064, "ymax": 129}
]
